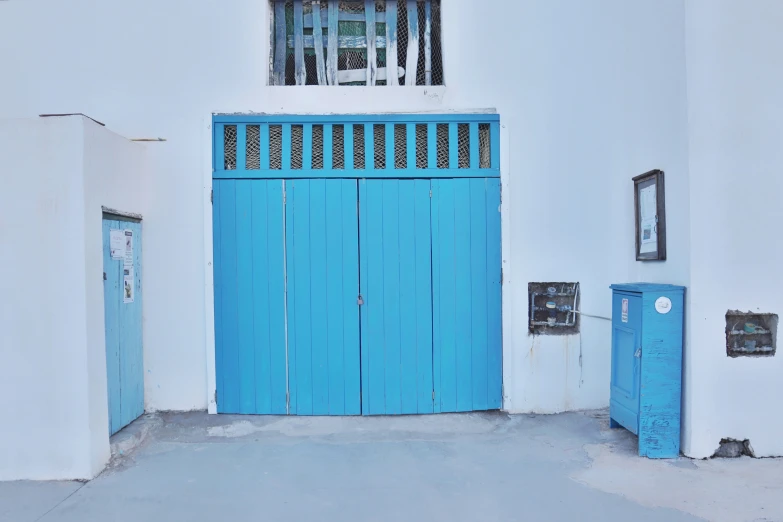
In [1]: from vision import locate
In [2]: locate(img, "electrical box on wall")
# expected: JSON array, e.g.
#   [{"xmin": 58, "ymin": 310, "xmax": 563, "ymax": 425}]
[
  {"xmin": 528, "ymin": 282, "xmax": 580, "ymax": 335},
  {"xmin": 726, "ymin": 311, "xmax": 777, "ymax": 357}
]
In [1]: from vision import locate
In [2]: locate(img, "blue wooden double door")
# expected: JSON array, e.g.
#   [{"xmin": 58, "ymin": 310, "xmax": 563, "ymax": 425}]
[{"xmin": 214, "ymin": 177, "xmax": 501, "ymax": 416}]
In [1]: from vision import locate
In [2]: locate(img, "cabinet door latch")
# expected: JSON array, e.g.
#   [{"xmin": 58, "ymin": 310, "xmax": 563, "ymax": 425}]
[{"xmin": 634, "ymin": 348, "xmax": 642, "ymax": 358}]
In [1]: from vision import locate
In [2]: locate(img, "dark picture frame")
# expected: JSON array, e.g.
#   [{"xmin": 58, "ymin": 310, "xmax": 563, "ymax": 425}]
[{"xmin": 633, "ymin": 169, "xmax": 666, "ymax": 261}]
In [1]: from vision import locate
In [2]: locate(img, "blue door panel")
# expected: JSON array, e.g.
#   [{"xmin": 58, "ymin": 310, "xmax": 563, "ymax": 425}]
[
  {"xmin": 103, "ymin": 218, "xmax": 143, "ymax": 435},
  {"xmin": 213, "ymin": 179, "xmax": 288, "ymax": 414},
  {"xmin": 286, "ymin": 179, "xmax": 361, "ymax": 415},
  {"xmin": 610, "ymin": 292, "xmax": 642, "ymax": 433},
  {"xmin": 431, "ymin": 178, "xmax": 502, "ymax": 413},
  {"xmin": 359, "ymin": 179, "xmax": 434, "ymax": 415}
]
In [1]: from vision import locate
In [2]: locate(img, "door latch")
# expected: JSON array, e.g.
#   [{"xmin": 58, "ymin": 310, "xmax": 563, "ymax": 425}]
[
  {"xmin": 634, "ymin": 347, "xmax": 642, "ymax": 358},
  {"xmin": 357, "ymin": 294, "xmax": 364, "ymax": 306}
]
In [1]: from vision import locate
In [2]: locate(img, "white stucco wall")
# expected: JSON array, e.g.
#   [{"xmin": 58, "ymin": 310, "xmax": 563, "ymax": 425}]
[
  {"xmin": 0, "ymin": 0, "xmax": 692, "ymax": 417},
  {"xmin": 683, "ymin": 0, "xmax": 783, "ymax": 458},
  {"xmin": 0, "ymin": 116, "xmax": 145, "ymax": 480}
]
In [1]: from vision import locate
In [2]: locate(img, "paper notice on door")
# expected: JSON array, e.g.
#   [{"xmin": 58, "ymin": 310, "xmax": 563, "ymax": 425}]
[
  {"xmin": 110, "ymin": 230, "xmax": 125, "ymax": 260},
  {"xmin": 123, "ymin": 229, "xmax": 134, "ymax": 267},
  {"xmin": 123, "ymin": 267, "xmax": 135, "ymax": 304},
  {"xmin": 639, "ymin": 184, "xmax": 657, "ymax": 254},
  {"xmin": 621, "ymin": 298, "xmax": 629, "ymax": 323}
]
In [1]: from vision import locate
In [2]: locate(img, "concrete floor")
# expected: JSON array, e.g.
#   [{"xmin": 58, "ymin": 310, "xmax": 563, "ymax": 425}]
[{"xmin": 3, "ymin": 411, "xmax": 782, "ymax": 522}]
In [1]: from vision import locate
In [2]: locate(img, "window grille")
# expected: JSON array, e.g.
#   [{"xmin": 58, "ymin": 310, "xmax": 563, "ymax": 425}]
[{"xmin": 271, "ymin": 0, "xmax": 443, "ymax": 86}]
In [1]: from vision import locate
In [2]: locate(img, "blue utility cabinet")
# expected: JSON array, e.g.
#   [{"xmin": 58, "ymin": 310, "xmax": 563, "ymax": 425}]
[{"xmin": 609, "ymin": 283, "xmax": 685, "ymax": 458}]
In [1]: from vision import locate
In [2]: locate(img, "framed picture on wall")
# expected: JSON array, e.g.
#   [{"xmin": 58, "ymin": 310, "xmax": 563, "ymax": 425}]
[{"xmin": 633, "ymin": 169, "xmax": 666, "ymax": 261}]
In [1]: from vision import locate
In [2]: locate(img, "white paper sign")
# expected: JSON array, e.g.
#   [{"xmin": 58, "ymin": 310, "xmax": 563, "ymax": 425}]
[
  {"xmin": 110, "ymin": 230, "xmax": 125, "ymax": 260},
  {"xmin": 621, "ymin": 298, "xmax": 629, "ymax": 323},
  {"xmin": 639, "ymin": 184, "xmax": 657, "ymax": 254},
  {"xmin": 123, "ymin": 230, "xmax": 134, "ymax": 267},
  {"xmin": 123, "ymin": 267, "xmax": 135, "ymax": 304}
]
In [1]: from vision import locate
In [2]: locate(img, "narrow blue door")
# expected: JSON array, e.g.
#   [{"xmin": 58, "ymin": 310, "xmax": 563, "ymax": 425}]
[
  {"xmin": 610, "ymin": 292, "xmax": 642, "ymax": 433},
  {"xmin": 286, "ymin": 179, "xmax": 361, "ymax": 415},
  {"xmin": 213, "ymin": 180, "xmax": 288, "ymax": 414},
  {"xmin": 431, "ymin": 178, "xmax": 502, "ymax": 413},
  {"xmin": 359, "ymin": 179, "xmax": 434, "ymax": 415},
  {"xmin": 102, "ymin": 218, "xmax": 144, "ymax": 435}
]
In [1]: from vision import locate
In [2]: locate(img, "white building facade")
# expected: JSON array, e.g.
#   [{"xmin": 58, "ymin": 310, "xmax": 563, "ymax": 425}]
[{"xmin": 0, "ymin": 0, "xmax": 781, "ymax": 480}]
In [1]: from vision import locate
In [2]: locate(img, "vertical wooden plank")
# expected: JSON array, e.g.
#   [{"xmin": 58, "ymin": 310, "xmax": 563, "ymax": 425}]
[
  {"xmin": 359, "ymin": 179, "xmax": 371, "ymax": 414},
  {"xmin": 290, "ymin": 180, "xmax": 313, "ymax": 414},
  {"xmin": 365, "ymin": 181, "xmax": 386, "ymax": 413},
  {"xmin": 398, "ymin": 180, "xmax": 418, "ymax": 414},
  {"xmin": 382, "ymin": 180, "xmax": 402, "ymax": 414},
  {"xmin": 364, "ymin": 123, "xmax": 374, "ymax": 173},
  {"xmin": 385, "ymin": 1, "xmax": 399, "ymax": 86},
  {"xmin": 405, "ymin": 0, "xmax": 419, "ymax": 86},
  {"xmin": 325, "ymin": 180, "xmax": 345, "ymax": 414},
  {"xmin": 118, "ymin": 221, "xmax": 142, "ymax": 428},
  {"xmin": 212, "ymin": 183, "xmax": 225, "ymax": 413},
  {"xmin": 326, "ymin": 0, "xmax": 339, "ymax": 85},
  {"xmin": 424, "ymin": 0, "xmax": 432, "ymax": 85},
  {"xmin": 469, "ymin": 123, "xmax": 479, "ymax": 170},
  {"xmin": 267, "ymin": 181, "xmax": 288, "ymax": 414},
  {"xmin": 303, "ymin": 124, "xmax": 313, "ymax": 169},
  {"xmin": 312, "ymin": 1, "xmax": 327, "ymax": 85},
  {"xmin": 430, "ymin": 180, "xmax": 442, "ymax": 413},
  {"xmin": 293, "ymin": 0, "xmax": 306, "ymax": 85},
  {"xmin": 251, "ymin": 181, "xmax": 272, "ymax": 413},
  {"xmin": 414, "ymin": 180, "xmax": 434, "ymax": 413},
  {"xmin": 285, "ymin": 180, "xmax": 298, "ymax": 414},
  {"xmin": 214, "ymin": 124, "xmax": 225, "ymax": 172},
  {"xmin": 309, "ymin": 179, "xmax": 329, "ymax": 415},
  {"xmin": 449, "ymin": 123, "xmax": 458, "ymax": 170},
  {"xmin": 345, "ymin": 124, "xmax": 355, "ymax": 171},
  {"xmin": 434, "ymin": 179, "xmax": 457, "ymax": 412},
  {"xmin": 282, "ymin": 124, "xmax": 292, "ymax": 170},
  {"xmin": 342, "ymin": 179, "xmax": 361, "ymax": 415},
  {"xmin": 365, "ymin": 0, "xmax": 377, "ymax": 86},
  {"xmin": 260, "ymin": 124, "xmax": 271, "ymax": 170},
  {"xmin": 385, "ymin": 123, "xmax": 394, "ymax": 171},
  {"xmin": 485, "ymin": 178, "xmax": 503, "ymax": 409},
  {"xmin": 406, "ymin": 123, "xmax": 416, "ymax": 170},
  {"xmin": 324, "ymin": 123, "xmax": 333, "ymax": 170},
  {"xmin": 103, "ymin": 219, "xmax": 121, "ymax": 434},
  {"xmin": 427, "ymin": 123, "xmax": 437, "ymax": 169},
  {"xmin": 273, "ymin": 0, "xmax": 287, "ymax": 85},
  {"xmin": 219, "ymin": 180, "xmax": 240, "ymax": 413},
  {"xmin": 236, "ymin": 125, "xmax": 247, "ymax": 171},
  {"xmin": 469, "ymin": 179, "xmax": 489, "ymax": 410},
  {"xmin": 490, "ymin": 122, "xmax": 501, "ymax": 170},
  {"xmin": 235, "ymin": 180, "xmax": 255, "ymax": 414},
  {"xmin": 454, "ymin": 179, "xmax": 472, "ymax": 412}
]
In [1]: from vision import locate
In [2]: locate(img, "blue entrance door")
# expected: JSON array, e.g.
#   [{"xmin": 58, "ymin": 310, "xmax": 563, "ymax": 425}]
[
  {"xmin": 102, "ymin": 217, "xmax": 144, "ymax": 435},
  {"xmin": 359, "ymin": 179, "xmax": 434, "ymax": 415},
  {"xmin": 610, "ymin": 292, "xmax": 642, "ymax": 433}
]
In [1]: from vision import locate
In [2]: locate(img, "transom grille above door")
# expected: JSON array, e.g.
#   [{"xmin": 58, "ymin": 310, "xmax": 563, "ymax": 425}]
[{"xmin": 213, "ymin": 114, "xmax": 500, "ymax": 178}]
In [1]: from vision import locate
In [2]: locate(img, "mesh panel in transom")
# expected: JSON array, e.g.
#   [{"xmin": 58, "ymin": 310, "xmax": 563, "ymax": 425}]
[
  {"xmin": 479, "ymin": 123, "xmax": 491, "ymax": 169},
  {"xmin": 353, "ymin": 124, "xmax": 366, "ymax": 169},
  {"xmin": 270, "ymin": 125, "xmax": 283, "ymax": 170},
  {"xmin": 458, "ymin": 124, "xmax": 470, "ymax": 169},
  {"xmin": 373, "ymin": 124, "xmax": 386, "ymax": 169},
  {"xmin": 246, "ymin": 125, "xmax": 261, "ymax": 169},
  {"xmin": 394, "ymin": 124, "xmax": 406, "ymax": 169},
  {"xmin": 312, "ymin": 125, "xmax": 324, "ymax": 169},
  {"xmin": 436, "ymin": 123, "xmax": 449, "ymax": 169},
  {"xmin": 333, "ymin": 125, "xmax": 345, "ymax": 169},
  {"xmin": 415, "ymin": 124, "xmax": 428, "ymax": 169},
  {"xmin": 291, "ymin": 125, "xmax": 304, "ymax": 169},
  {"xmin": 224, "ymin": 126, "xmax": 237, "ymax": 170}
]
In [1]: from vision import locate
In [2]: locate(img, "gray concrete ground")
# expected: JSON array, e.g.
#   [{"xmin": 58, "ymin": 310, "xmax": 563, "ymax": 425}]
[{"xmin": 2, "ymin": 410, "xmax": 781, "ymax": 522}]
